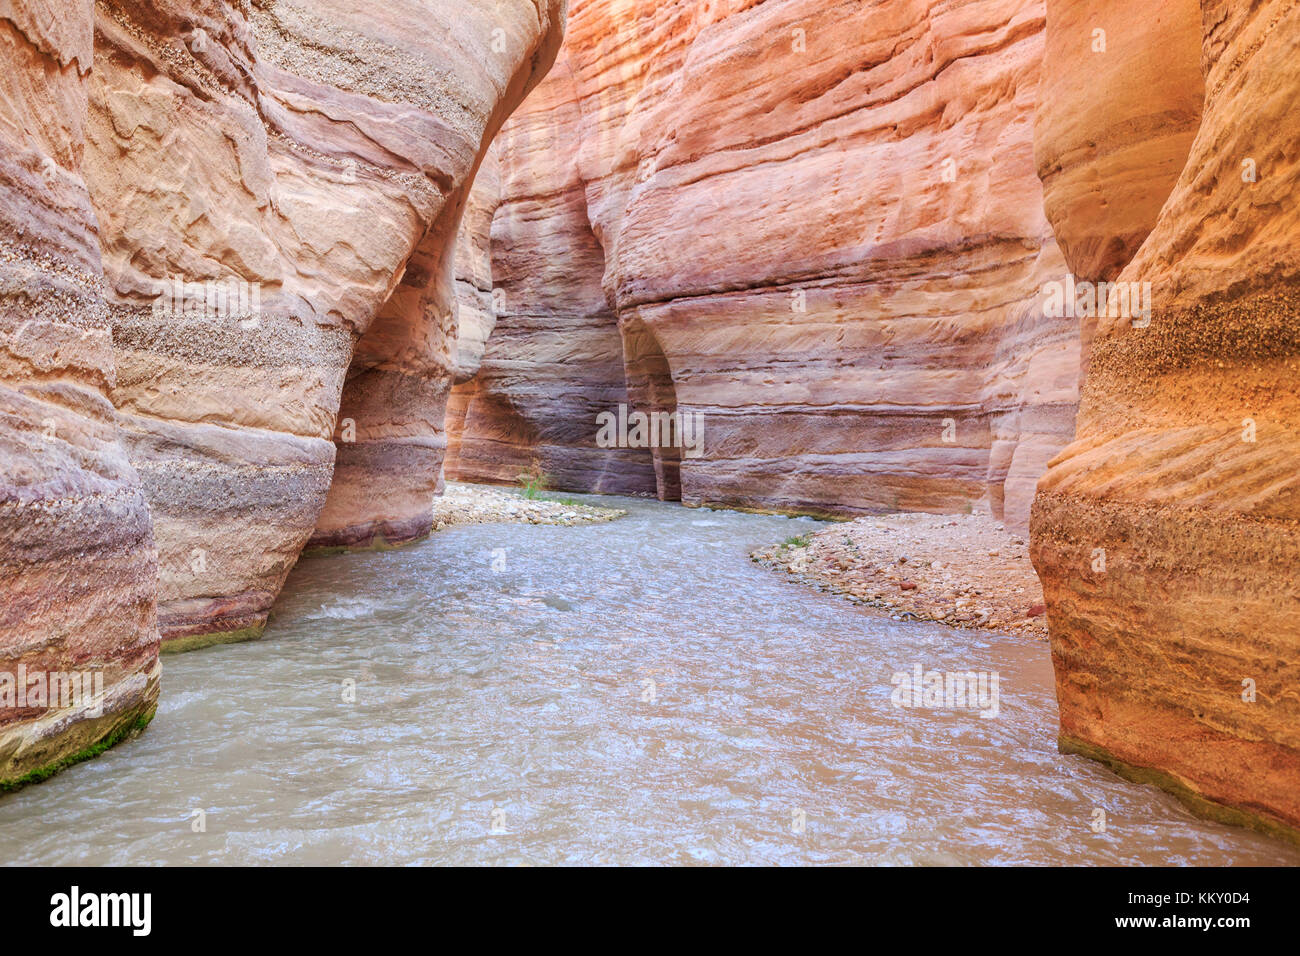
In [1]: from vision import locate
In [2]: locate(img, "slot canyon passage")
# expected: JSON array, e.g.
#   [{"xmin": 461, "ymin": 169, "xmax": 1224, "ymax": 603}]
[{"xmin": 0, "ymin": 0, "xmax": 1298, "ymax": 866}]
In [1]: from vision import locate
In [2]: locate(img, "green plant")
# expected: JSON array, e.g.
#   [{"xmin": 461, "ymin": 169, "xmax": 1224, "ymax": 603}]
[
  {"xmin": 781, "ymin": 533, "xmax": 812, "ymax": 550},
  {"xmin": 517, "ymin": 462, "xmax": 551, "ymax": 500}
]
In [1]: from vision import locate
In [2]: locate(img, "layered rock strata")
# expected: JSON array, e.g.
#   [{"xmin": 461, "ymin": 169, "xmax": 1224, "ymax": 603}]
[
  {"xmin": 443, "ymin": 71, "xmax": 659, "ymax": 497},
  {"xmin": 1031, "ymin": 0, "xmax": 1300, "ymax": 838},
  {"xmin": 447, "ymin": 0, "xmax": 1081, "ymax": 529},
  {"xmin": 1, "ymin": 0, "xmax": 158, "ymax": 786},
  {"xmin": 85, "ymin": 0, "xmax": 563, "ymax": 643},
  {"xmin": 1, "ymin": 0, "xmax": 565, "ymax": 784}
]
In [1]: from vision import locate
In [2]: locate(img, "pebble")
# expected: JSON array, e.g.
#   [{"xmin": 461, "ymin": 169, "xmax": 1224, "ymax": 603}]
[
  {"xmin": 750, "ymin": 510, "xmax": 1048, "ymax": 639},
  {"xmin": 431, "ymin": 481, "xmax": 626, "ymax": 531}
]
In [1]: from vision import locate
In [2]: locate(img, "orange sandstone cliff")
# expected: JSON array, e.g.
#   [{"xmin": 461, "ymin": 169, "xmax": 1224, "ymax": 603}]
[{"xmin": 1031, "ymin": 0, "xmax": 1300, "ymax": 839}]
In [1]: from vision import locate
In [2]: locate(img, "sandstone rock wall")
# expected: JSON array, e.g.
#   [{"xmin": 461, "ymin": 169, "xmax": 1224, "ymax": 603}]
[
  {"xmin": 0, "ymin": 0, "xmax": 159, "ymax": 787},
  {"xmin": 444, "ymin": 62, "xmax": 659, "ymax": 496},
  {"xmin": 451, "ymin": 145, "xmax": 502, "ymax": 386},
  {"xmin": 1031, "ymin": 0, "xmax": 1300, "ymax": 838},
  {"xmin": 447, "ymin": 0, "xmax": 1081, "ymax": 529},
  {"xmin": 84, "ymin": 0, "xmax": 563, "ymax": 645},
  {"xmin": 1033, "ymin": 0, "xmax": 1203, "ymax": 370},
  {"xmin": 1, "ymin": 0, "xmax": 566, "ymax": 784}
]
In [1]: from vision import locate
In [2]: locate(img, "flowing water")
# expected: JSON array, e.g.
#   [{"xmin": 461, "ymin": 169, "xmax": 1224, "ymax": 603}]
[{"xmin": 2, "ymin": 492, "xmax": 1297, "ymax": 866}]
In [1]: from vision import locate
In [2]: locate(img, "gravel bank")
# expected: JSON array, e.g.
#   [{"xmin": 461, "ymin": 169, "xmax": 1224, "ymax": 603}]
[
  {"xmin": 751, "ymin": 512, "xmax": 1048, "ymax": 638},
  {"xmin": 433, "ymin": 481, "xmax": 626, "ymax": 531}
]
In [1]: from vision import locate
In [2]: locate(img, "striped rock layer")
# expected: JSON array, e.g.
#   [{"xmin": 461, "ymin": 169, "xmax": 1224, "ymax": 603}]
[
  {"xmin": 446, "ymin": 0, "xmax": 1082, "ymax": 527},
  {"xmin": 0, "ymin": 0, "xmax": 158, "ymax": 788},
  {"xmin": 1031, "ymin": 0, "xmax": 1300, "ymax": 839},
  {"xmin": 0, "ymin": 0, "xmax": 565, "ymax": 785}
]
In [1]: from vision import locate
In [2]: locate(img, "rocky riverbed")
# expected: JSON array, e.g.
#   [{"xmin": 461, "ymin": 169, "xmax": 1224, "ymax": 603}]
[
  {"xmin": 432, "ymin": 482, "xmax": 626, "ymax": 531},
  {"xmin": 752, "ymin": 513, "xmax": 1047, "ymax": 638}
]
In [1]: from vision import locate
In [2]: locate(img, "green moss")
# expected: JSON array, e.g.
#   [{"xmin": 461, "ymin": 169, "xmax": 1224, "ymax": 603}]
[
  {"xmin": 1060, "ymin": 734, "xmax": 1300, "ymax": 847},
  {"xmin": 0, "ymin": 704, "xmax": 155, "ymax": 793},
  {"xmin": 161, "ymin": 624, "xmax": 265, "ymax": 654}
]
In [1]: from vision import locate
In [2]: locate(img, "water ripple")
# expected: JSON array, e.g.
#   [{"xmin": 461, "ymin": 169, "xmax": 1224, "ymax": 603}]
[{"xmin": 1, "ymin": 495, "xmax": 1297, "ymax": 866}]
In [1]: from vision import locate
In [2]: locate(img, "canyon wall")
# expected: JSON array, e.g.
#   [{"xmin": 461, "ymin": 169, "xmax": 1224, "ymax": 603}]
[
  {"xmin": 1033, "ymin": 0, "xmax": 1203, "ymax": 371},
  {"xmin": 444, "ymin": 65, "xmax": 660, "ymax": 497},
  {"xmin": 87, "ymin": 0, "xmax": 563, "ymax": 646},
  {"xmin": 452, "ymin": 0, "xmax": 1300, "ymax": 839},
  {"xmin": 1, "ymin": 0, "xmax": 566, "ymax": 785},
  {"xmin": 450, "ymin": 144, "xmax": 502, "ymax": 387},
  {"xmin": 0, "ymin": 0, "xmax": 159, "ymax": 787},
  {"xmin": 446, "ymin": 0, "xmax": 1082, "ymax": 528},
  {"xmin": 1031, "ymin": 0, "xmax": 1300, "ymax": 838}
]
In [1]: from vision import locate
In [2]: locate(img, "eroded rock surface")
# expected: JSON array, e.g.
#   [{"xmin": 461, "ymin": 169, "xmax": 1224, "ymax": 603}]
[
  {"xmin": 450, "ymin": 144, "xmax": 502, "ymax": 386},
  {"xmin": 1032, "ymin": 0, "xmax": 1300, "ymax": 838},
  {"xmin": 444, "ymin": 61, "xmax": 660, "ymax": 497},
  {"xmin": 1, "ymin": 0, "xmax": 158, "ymax": 786},
  {"xmin": 1, "ymin": 0, "xmax": 565, "ymax": 783},
  {"xmin": 84, "ymin": 0, "xmax": 564, "ymax": 644},
  {"xmin": 1034, "ymin": 0, "xmax": 1203, "ymax": 369},
  {"xmin": 447, "ymin": 0, "xmax": 1080, "ymax": 529}
]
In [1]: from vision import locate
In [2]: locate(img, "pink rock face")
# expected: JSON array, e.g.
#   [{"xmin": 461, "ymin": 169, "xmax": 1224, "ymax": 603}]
[
  {"xmin": 301, "ymin": 5, "xmax": 565, "ymax": 556},
  {"xmin": 80, "ymin": 0, "xmax": 564, "ymax": 642},
  {"xmin": 1032, "ymin": 0, "xmax": 1300, "ymax": 837},
  {"xmin": 0, "ymin": 0, "xmax": 565, "ymax": 783},
  {"xmin": 1, "ymin": 0, "xmax": 159, "ymax": 784},
  {"xmin": 444, "ymin": 67, "xmax": 660, "ymax": 496},
  {"xmin": 447, "ymin": 0, "xmax": 1081, "ymax": 529}
]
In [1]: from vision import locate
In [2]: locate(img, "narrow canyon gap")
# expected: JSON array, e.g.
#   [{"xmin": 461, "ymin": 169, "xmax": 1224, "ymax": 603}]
[
  {"xmin": 445, "ymin": 0, "xmax": 1300, "ymax": 838},
  {"xmin": 445, "ymin": 0, "xmax": 1082, "ymax": 527},
  {"xmin": 1, "ymin": 0, "xmax": 1297, "ymax": 846}
]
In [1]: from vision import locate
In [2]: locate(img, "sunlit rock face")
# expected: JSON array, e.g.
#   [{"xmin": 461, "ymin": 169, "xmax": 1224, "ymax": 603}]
[
  {"xmin": 1, "ymin": 0, "xmax": 565, "ymax": 782},
  {"xmin": 1033, "ymin": 0, "xmax": 1203, "ymax": 371},
  {"xmin": 446, "ymin": 0, "xmax": 1080, "ymax": 527},
  {"xmin": 1032, "ymin": 0, "xmax": 1300, "ymax": 838},
  {"xmin": 450, "ymin": 145, "xmax": 503, "ymax": 387},
  {"xmin": 0, "ymin": 0, "xmax": 159, "ymax": 786},
  {"xmin": 79, "ymin": 0, "xmax": 564, "ymax": 646}
]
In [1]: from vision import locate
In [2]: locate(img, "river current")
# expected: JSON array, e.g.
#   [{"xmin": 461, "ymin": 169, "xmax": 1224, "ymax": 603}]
[{"xmin": 2, "ymin": 493, "xmax": 1296, "ymax": 865}]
